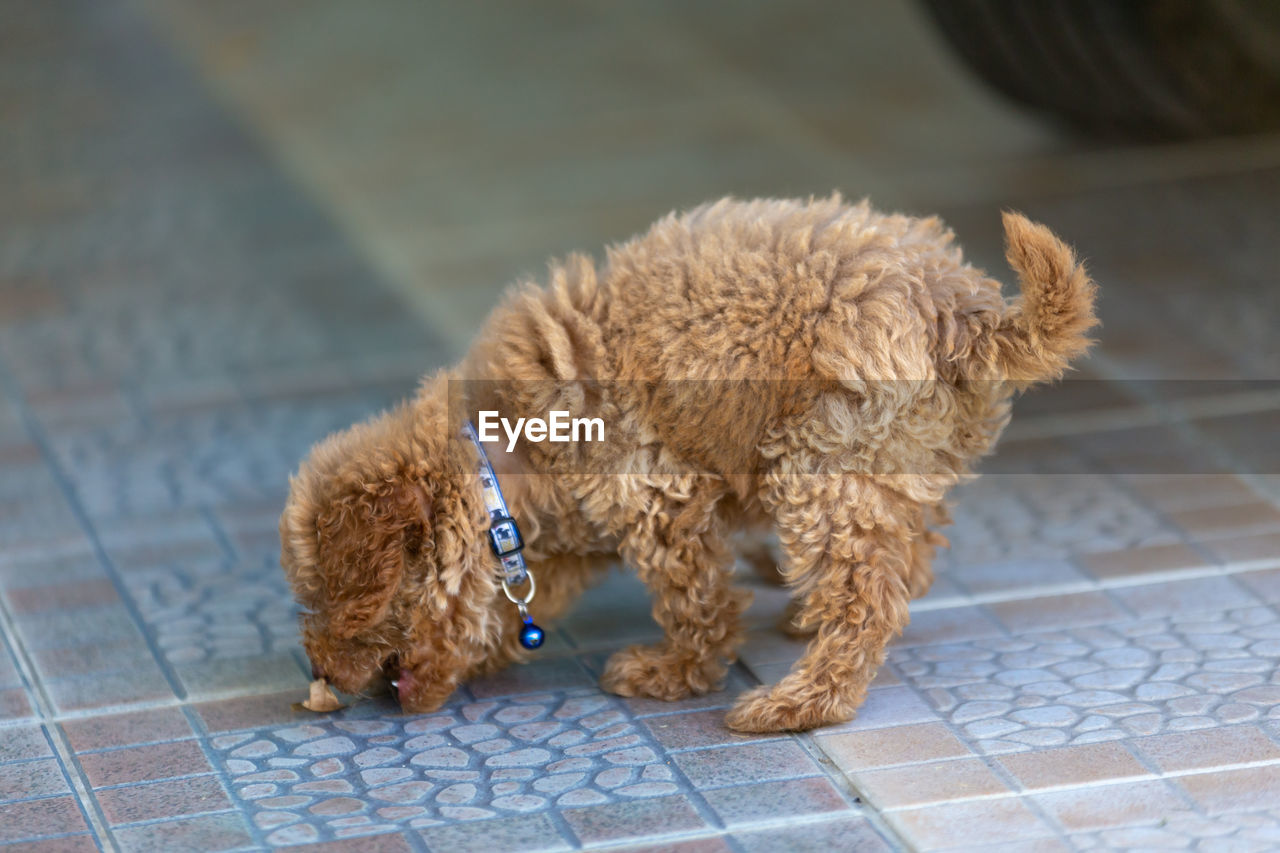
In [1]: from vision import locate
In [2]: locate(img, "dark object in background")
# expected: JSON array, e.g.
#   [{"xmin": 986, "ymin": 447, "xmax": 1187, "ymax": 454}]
[{"xmin": 920, "ymin": 0, "xmax": 1280, "ymax": 137}]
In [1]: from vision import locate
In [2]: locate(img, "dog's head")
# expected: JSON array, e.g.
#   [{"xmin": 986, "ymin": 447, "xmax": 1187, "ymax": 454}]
[{"xmin": 280, "ymin": 385, "xmax": 500, "ymax": 711}]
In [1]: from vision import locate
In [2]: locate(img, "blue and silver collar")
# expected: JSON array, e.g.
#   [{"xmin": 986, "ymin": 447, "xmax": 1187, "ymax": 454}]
[{"xmin": 463, "ymin": 420, "xmax": 545, "ymax": 650}]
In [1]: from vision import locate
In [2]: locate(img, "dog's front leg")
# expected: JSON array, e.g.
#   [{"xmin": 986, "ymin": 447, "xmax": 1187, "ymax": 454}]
[
  {"xmin": 600, "ymin": 482, "xmax": 750, "ymax": 701},
  {"xmin": 725, "ymin": 475, "xmax": 915, "ymax": 732}
]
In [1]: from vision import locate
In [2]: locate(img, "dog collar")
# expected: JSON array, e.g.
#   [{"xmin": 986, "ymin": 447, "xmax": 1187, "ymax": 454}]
[{"xmin": 462, "ymin": 420, "xmax": 544, "ymax": 650}]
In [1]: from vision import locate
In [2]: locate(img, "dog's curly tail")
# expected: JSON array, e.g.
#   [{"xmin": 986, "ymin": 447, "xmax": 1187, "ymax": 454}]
[{"xmin": 993, "ymin": 211, "xmax": 1099, "ymax": 384}]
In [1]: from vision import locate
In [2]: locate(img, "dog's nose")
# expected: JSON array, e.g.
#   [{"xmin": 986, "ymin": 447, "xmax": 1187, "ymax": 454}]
[{"xmin": 310, "ymin": 662, "xmax": 324, "ymax": 680}]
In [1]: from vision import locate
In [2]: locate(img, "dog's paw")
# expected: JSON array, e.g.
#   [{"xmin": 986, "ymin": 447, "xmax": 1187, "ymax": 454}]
[
  {"xmin": 600, "ymin": 644, "xmax": 725, "ymax": 701},
  {"xmin": 725, "ymin": 684, "xmax": 850, "ymax": 732}
]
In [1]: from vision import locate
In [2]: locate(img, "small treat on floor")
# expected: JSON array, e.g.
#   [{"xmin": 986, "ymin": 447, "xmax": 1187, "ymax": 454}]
[{"xmin": 293, "ymin": 678, "xmax": 345, "ymax": 712}]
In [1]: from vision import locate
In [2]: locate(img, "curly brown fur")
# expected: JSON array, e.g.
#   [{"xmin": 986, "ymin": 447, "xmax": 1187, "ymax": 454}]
[{"xmin": 281, "ymin": 194, "xmax": 1097, "ymax": 731}]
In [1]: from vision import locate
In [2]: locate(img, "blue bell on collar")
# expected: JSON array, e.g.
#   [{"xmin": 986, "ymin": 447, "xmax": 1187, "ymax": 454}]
[{"xmin": 519, "ymin": 615, "xmax": 545, "ymax": 650}]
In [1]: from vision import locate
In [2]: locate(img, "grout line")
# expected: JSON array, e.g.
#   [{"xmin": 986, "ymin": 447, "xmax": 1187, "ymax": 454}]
[
  {"xmin": 0, "ymin": 546, "xmax": 117, "ymax": 851},
  {"xmin": 792, "ymin": 730, "xmax": 918, "ymax": 852},
  {"xmin": 85, "ymin": 770, "xmax": 219, "ymax": 793},
  {"xmin": 0, "ymin": 365, "xmax": 189, "ymax": 707},
  {"xmin": 865, "ymin": 753, "xmax": 1280, "ymax": 815},
  {"xmin": 96, "ymin": 806, "xmax": 238, "ymax": 831},
  {"xmin": 0, "ymin": 831, "xmax": 102, "ymax": 850},
  {"xmin": 1005, "ymin": 386, "xmax": 1280, "ymax": 442},
  {"xmin": 911, "ymin": 555, "xmax": 1280, "ymax": 616},
  {"xmin": 113, "ymin": 702, "xmax": 262, "ymax": 848},
  {"xmin": 200, "ymin": 506, "xmax": 241, "ymax": 566}
]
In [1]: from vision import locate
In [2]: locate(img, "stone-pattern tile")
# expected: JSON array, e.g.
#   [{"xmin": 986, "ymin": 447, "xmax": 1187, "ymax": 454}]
[
  {"xmin": 1069, "ymin": 807, "xmax": 1280, "ymax": 851},
  {"xmin": 1033, "ymin": 778, "xmax": 1196, "ymax": 833},
  {"xmin": 202, "ymin": 688, "xmax": 847, "ymax": 846},
  {"xmin": 892, "ymin": 606, "xmax": 1280, "ymax": 753},
  {"xmin": 121, "ymin": 558, "xmax": 299, "ymax": 668},
  {"xmin": 944, "ymin": 472, "xmax": 1180, "ymax": 566}
]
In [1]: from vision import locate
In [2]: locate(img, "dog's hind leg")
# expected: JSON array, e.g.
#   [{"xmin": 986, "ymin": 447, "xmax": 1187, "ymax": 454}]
[
  {"xmin": 600, "ymin": 477, "xmax": 750, "ymax": 701},
  {"xmin": 725, "ymin": 469, "xmax": 916, "ymax": 732},
  {"xmin": 775, "ymin": 509, "xmax": 938, "ymax": 639}
]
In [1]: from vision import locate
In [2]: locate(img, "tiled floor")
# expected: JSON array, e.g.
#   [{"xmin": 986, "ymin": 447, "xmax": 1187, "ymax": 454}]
[{"xmin": 3, "ymin": 0, "xmax": 1279, "ymax": 850}]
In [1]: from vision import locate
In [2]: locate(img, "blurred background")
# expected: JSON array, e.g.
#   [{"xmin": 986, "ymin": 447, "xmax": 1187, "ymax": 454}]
[
  {"xmin": 127, "ymin": 0, "xmax": 1280, "ymax": 355},
  {"xmin": 3, "ymin": 1, "xmax": 1280, "ymax": 849}
]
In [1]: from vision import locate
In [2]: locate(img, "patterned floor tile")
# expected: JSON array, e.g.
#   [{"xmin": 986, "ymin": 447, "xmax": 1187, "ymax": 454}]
[
  {"xmin": 851, "ymin": 757, "xmax": 1012, "ymax": 809},
  {"xmin": 669, "ymin": 740, "xmax": 822, "ymax": 789},
  {"xmin": 1239, "ymin": 568, "xmax": 1280, "ymax": 603},
  {"xmin": 109, "ymin": 813, "xmax": 253, "ymax": 853},
  {"xmin": 611, "ymin": 837, "xmax": 735, "ymax": 853},
  {"xmin": 891, "ymin": 606, "xmax": 1280, "ymax": 753},
  {"xmin": 886, "ymin": 797, "xmax": 1062, "ymax": 851},
  {"xmin": 0, "ymin": 724, "xmax": 55, "ymax": 763},
  {"xmin": 699, "ymin": 776, "xmax": 853, "ymax": 828},
  {"xmin": 61, "ymin": 707, "xmax": 194, "ymax": 752},
  {"xmin": 1174, "ymin": 765, "xmax": 1280, "ymax": 815},
  {"xmin": 815, "ymin": 723, "xmax": 973, "ymax": 773},
  {"xmin": 1069, "ymin": 807, "xmax": 1280, "ymax": 851},
  {"xmin": 558, "ymin": 795, "xmax": 709, "ymax": 847},
  {"xmin": 944, "ymin": 472, "xmax": 1181, "ymax": 567},
  {"xmin": 0, "ymin": 759, "xmax": 72, "ymax": 803},
  {"xmin": 1033, "ymin": 778, "xmax": 1196, "ymax": 833},
  {"xmin": 42, "ymin": 668, "xmax": 177, "ymax": 714},
  {"xmin": 418, "ymin": 813, "xmax": 571, "ymax": 852},
  {"xmin": 95, "ymin": 775, "xmax": 232, "ymax": 825},
  {"xmin": 816, "ymin": 683, "xmax": 941, "ymax": 734},
  {"xmin": 993, "ymin": 742, "xmax": 1152, "ymax": 792},
  {"xmin": 1129, "ymin": 723, "xmax": 1280, "ymax": 773},
  {"xmin": 201, "ymin": 689, "xmax": 780, "ymax": 844},
  {"xmin": 639, "ymin": 708, "xmax": 782, "ymax": 752},
  {"xmin": 731, "ymin": 815, "xmax": 896, "ymax": 853},
  {"xmin": 0, "ymin": 797, "xmax": 90, "ymax": 844},
  {"xmin": 987, "ymin": 592, "xmax": 1130, "ymax": 634},
  {"xmin": 1077, "ymin": 543, "xmax": 1211, "ymax": 582},
  {"xmin": 2, "ymin": 835, "xmax": 102, "ymax": 853}
]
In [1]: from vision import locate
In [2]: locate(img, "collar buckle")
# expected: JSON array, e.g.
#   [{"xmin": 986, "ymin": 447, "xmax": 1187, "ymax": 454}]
[{"xmin": 488, "ymin": 516, "xmax": 524, "ymax": 558}]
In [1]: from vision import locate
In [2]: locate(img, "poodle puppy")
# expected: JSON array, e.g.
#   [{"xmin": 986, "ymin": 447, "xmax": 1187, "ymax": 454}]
[{"xmin": 280, "ymin": 195, "xmax": 1097, "ymax": 732}]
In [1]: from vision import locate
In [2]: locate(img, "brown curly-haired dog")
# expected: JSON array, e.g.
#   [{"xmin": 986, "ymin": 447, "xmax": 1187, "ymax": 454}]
[{"xmin": 281, "ymin": 195, "xmax": 1096, "ymax": 731}]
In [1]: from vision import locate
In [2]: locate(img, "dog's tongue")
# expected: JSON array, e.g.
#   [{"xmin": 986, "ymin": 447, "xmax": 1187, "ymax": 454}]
[{"xmin": 392, "ymin": 669, "xmax": 414, "ymax": 707}]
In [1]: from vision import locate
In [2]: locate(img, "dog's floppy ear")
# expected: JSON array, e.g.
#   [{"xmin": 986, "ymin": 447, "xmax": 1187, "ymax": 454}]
[{"xmin": 315, "ymin": 476, "xmax": 433, "ymax": 638}]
